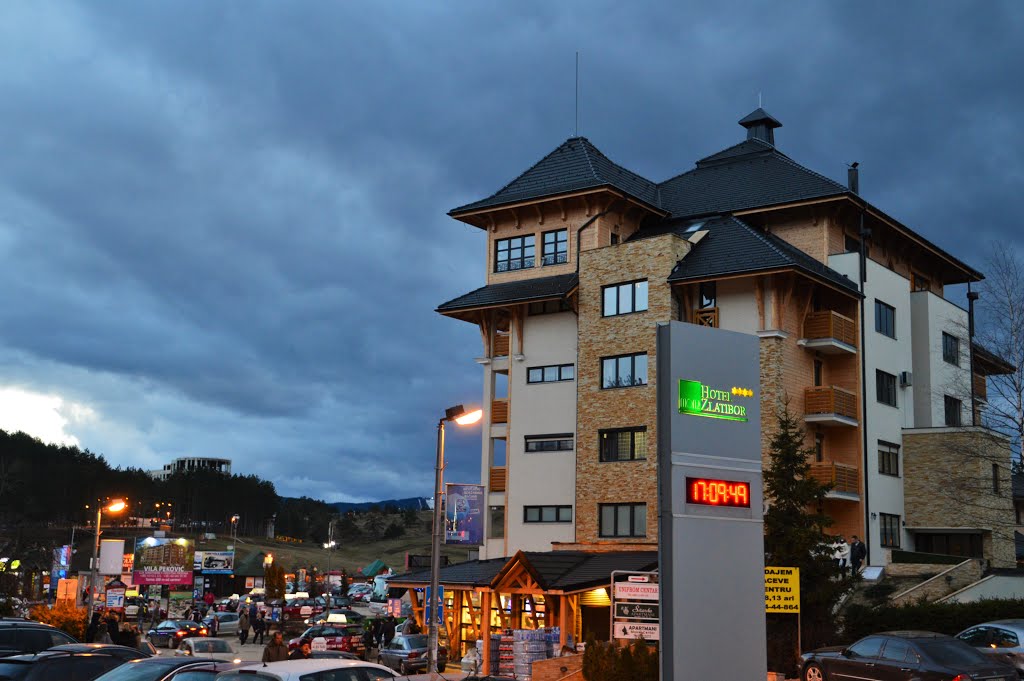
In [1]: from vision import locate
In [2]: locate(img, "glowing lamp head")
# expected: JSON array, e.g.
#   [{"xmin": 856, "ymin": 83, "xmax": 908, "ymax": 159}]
[
  {"xmin": 454, "ymin": 409, "xmax": 483, "ymax": 426},
  {"xmin": 107, "ymin": 499, "xmax": 127, "ymax": 513}
]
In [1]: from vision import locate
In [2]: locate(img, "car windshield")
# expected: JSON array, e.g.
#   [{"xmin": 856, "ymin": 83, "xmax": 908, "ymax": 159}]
[
  {"xmin": 93, "ymin": 661, "xmax": 187, "ymax": 681},
  {"xmin": 918, "ymin": 640, "xmax": 990, "ymax": 666},
  {"xmin": 404, "ymin": 635, "xmax": 427, "ymax": 649},
  {"xmin": 192, "ymin": 640, "xmax": 232, "ymax": 653},
  {"xmin": 0, "ymin": 661, "xmax": 31, "ymax": 681}
]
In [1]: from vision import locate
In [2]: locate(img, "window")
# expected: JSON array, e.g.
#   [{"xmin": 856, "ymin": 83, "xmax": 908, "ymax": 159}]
[
  {"xmin": 601, "ymin": 353, "xmax": 647, "ymax": 389},
  {"xmin": 876, "ymin": 370, "xmax": 897, "ymax": 407},
  {"xmin": 541, "ymin": 229, "xmax": 568, "ymax": 266},
  {"xmin": 813, "ymin": 359, "xmax": 823, "ymax": 387},
  {"xmin": 844, "ymin": 234, "xmax": 862, "ymax": 254},
  {"xmin": 527, "ymin": 364, "xmax": 574, "ymax": 383},
  {"xmin": 523, "ymin": 505, "xmax": 572, "ymax": 523},
  {"xmin": 942, "ymin": 332, "xmax": 960, "ymax": 366},
  {"xmin": 527, "ymin": 299, "xmax": 572, "ymax": 315},
  {"xmin": 874, "ymin": 300, "xmax": 896, "ymax": 338},
  {"xmin": 992, "ymin": 628, "xmax": 1020, "ymax": 648},
  {"xmin": 525, "ymin": 435, "xmax": 574, "ymax": 452},
  {"xmin": 494, "ymin": 235, "xmax": 535, "ymax": 272},
  {"xmin": 912, "ymin": 272, "xmax": 931, "ymax": 292},
  {"xmin": 993, "ymin": 463, "xmax": 1001, "ymax": 494},
  {"xmin": 602, "ymin": 280, "xmax": 648, "ymax": 316},
  {"xmin": 879, "ymin": 513, "xmax": 901, "ymax": 548},
  {"xmin": 878, "ymin": 441, "xmax": 900, "ymax": 477},
  {"xmin": 599, "ymin": 427, "xmax": 648, "ymax": 462},
  {"xmin": 814, "ymin": 433, "xmax": 824, "ymax": 463},
  {"xmin": 599, "ymin": 503, "xmax": 647, "ymax": 538},
  {"xmin": 610, "ymin": 232, "xmax": 620, "ymax": 245},
  {"xmin": 944, "ymin": 396, "xmax": 962, "ymax": 427},
  {"xmin": 489, "ymin": 506, "xmax": 504, "ymax": 539},
  {"xmin": 699, "ymin": 282, "xmax": 717, "ymax": 309},
  {"xmin": 916, "ymin": 532, "xmax": 983, "ymax": 557}
]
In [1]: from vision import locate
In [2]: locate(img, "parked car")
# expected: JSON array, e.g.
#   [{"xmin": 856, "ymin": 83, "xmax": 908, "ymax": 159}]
[
  {"xmin": 214, "ymin": 659, "xmax": 396, "ymax": 681},
  {"xmin": 0, "ymin": 620, "xmax": 78, "ymax": 657},
  {"xmin": 281, "ymin": 598, "xmax": 322, "ymax": 622},
  {"xmin": 288, "ymin": 624, "xmax": 366, "ymax": 659},
  {"xmin": 304, "ymin": 610, "xmax": 365, "ymax": 626},
  {"xmin": 800, "ymin": 631, "xmax": 1017, "ymax": 681},
  {"xmin": 310, "ymin": 651, "xmax": 360, "ymax": 660},
  {"xmin": 201, "ymin": 612, "xmax": 238, "ymax": 637},
  {"xmin": 91, "ymin": 657, "xmax": 249, "ymax": 681},
  {"xmin": 123, "ymin": 598, "xmax": 144, "ymax": 620},
  {"xmin": 49, "ymin": 643, "xmax": 153, "ymax": 660},
  {"xmin": 0, "ymin": 650, "xmax": 131, "ymax": 681},
  {"xmin": 173, "ymin": 637, "xmax": 238, "ymax": 662},
  {"xmin": 957, "ymin": 619, "xmax": 1024, "ymax": 675},
  {"xmin": 146, "ymin": 621, "xmax": 207, "ymax": 649},
  {"xmin": 377, "ymin": 634, "xmax": 447, "ymax": 675}
]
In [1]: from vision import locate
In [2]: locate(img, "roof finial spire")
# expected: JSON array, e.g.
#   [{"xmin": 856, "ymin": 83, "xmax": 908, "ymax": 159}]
[
  {"xmin": 575, "ymin": 51, "xmax": 580, "ymax": 137},
  {"xmin": 758, "ymin": 91, "xmax": 762, "ymax": 108}
]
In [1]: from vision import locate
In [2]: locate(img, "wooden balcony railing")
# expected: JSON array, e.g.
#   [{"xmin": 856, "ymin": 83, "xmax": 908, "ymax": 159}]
[
  {"xmin": 489, "ymin": 466, "xmax": 507, "ymax": 493},
  {"xmin": 803, "ymin": 311, "xmax": 858, "ymax": 348},
  {"xmin": 491, "ymin": 398, "xmax": 509, "ymax": 424},
  {"xmin": 693, "ymin": 308, "xmax": 719, "ymax": 328},
  {"xmin": 493, "ymin": 333, "xmax": 510, "ymax": 357},
  {"xmin": 809, "ymin": 461, "xmax": 860, "ymax": 496},
  {"xmin": 973, "ymin": 372, "xmax": 988, "ymax": 402},
  {"xmin": 804, "ymin": 386, "xmax": 858, "ymax": 420}
]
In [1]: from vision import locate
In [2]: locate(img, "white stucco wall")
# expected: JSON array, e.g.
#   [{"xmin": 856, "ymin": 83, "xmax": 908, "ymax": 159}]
[
  {"xmin": 501, "ymin": 311, "xmax": 578, "ymax": 556},
  {"xmin": 909, "ymin": 291, "xmax": 970, "ymax": 428},
  {"xmin": 941, "ymin": 574, "xmax": 1024, "ymax": 603},
  {"xmin": 716, "ymin": 278, "xmax": 760, "ymax": 334}
]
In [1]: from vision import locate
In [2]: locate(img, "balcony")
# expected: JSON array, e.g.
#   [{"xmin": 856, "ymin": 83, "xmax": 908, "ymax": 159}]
[
  {"xmin": 799, "ymin": 311, "xmax": 857, "ymax": 354},
  {"xmin": 489, "ymin": 466, "xmax": 507, "ymax": 493},
  {"xmin": 809, "ymin": 461, "xmax": 860, "ymax": 500},
  {"xmin": 491, "ymin": 398, "xmax": 509, "ymax": 425},
  {"xmin": 804, "ymin": 386, "xmax": 858, "ymax": 427},
  {"xmin": 692, "ymin": 308, "xmax": 719, "ymax": 328}
]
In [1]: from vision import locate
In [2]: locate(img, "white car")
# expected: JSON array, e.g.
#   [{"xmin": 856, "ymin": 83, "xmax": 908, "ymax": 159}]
[
  {"xmin": 214, "ymin": 658, "xmax": 397, "ymax": 680},
  {"xmin": 174, "ymin": 637, "xmax": 240, "ymax": 662}
]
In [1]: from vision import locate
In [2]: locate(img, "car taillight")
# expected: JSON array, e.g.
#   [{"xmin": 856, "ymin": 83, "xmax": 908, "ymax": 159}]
[
  {"xmin": 176, "ymin": 631, "xmax": 186, "ymax": 636},
  {"xmin": 199, "ymin": 628, "xmax": 207, "ymax": 635},
  {"xmin": 408, "ymin": 651, "xmax": 420, "ymax": 659},
  {"xmin": 950, "ymin": 676, "xmax": 971, "ymax": 681}
]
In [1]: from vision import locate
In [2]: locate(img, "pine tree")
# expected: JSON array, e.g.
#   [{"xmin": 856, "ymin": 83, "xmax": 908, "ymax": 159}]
[{"xmin": 763, "ymin": 406, "xmax": 846, "ymax": 674}]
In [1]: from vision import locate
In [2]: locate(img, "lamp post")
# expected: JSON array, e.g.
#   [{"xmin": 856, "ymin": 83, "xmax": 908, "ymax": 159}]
[
  {"xmin": 86, "ymin": 498, "xmax": 126, "ymax": 623},
  {"xmin": 230, "ymin": 515, "xmax": 240, "ymax": 548},
  {"xmin": 323, "ymin": 519, "xmax": 336, "ymax": 598},
  {"xmin": 427, "ymin": 404, "xmax": 483, "ymax": 674}
]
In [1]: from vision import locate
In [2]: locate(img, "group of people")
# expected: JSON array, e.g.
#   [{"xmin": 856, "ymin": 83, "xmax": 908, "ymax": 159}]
[
  {"xmin": 85, "ymin": 611, "xmax": 144, "ymax": 649},
  {"xmin": 830, "ymin": 534, "xmax": 867, "ymax": 577}
]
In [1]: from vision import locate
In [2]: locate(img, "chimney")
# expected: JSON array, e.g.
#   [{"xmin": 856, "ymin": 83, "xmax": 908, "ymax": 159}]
[
  {"xmin": 847, "ymin": 162, "xmax": 859, "ymax": 194},
  {"xmin": 738, "ymin": 108, "xmax": 782, "ymax": 145}
]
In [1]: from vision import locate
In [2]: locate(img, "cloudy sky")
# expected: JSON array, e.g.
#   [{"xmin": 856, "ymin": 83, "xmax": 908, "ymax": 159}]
[{"xmin": 1, "ymin": 1, "xmax": 1022, "ymax": 503}]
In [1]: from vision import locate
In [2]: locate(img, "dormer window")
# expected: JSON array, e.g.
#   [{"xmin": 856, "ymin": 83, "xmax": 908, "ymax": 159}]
[
  {"xmin": 542, "ymin": 229, "xmax": 568, "ymax": 266},
  {"xmin": 495, "ymin": 235, "xmax": 535, "ymax": 272}
]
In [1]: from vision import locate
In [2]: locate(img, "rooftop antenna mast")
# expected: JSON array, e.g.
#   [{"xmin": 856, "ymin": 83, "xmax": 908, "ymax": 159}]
[
  {"xmin": 575, "ymin": 51, "xmax": 580, "ymax": 137},
  {"xmin": 758, "ymin": 91, "xmax": 762, "ymax": 108}
]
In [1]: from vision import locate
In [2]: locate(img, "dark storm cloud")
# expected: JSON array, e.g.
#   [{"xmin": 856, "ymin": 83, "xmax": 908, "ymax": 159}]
[{"xmin": 0, "ymin": 0, "xmax": 1021, "ymax": 500}]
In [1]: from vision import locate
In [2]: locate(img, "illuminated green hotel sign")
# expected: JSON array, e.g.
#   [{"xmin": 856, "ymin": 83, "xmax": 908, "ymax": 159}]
[{"xmin": 678, "ymin": 380, "xmax": 753, "ymax": 422}]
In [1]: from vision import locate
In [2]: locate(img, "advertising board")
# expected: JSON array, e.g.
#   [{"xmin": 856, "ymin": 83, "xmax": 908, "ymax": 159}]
[
  {"xmin": 201, "ymin": 551, "xmax": 235, "ymax": 574},
  {"xmin": 444, "ymin": 483, "xmax": 484, "ymax": 545},
  {"xmin": 132, "ymin": 537, "xmax": 194, "ymax": 586}
]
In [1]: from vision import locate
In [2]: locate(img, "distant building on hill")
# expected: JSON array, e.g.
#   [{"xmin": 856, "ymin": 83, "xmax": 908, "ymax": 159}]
[{"xmin": 149, "ymin": 456, "xmax": 232, "ymax": 480}]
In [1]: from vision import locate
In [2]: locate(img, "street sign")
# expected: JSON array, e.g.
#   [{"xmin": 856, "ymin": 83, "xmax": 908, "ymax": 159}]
[
  {"xmin": 613, "ymin": 582, "xmax": 659, "ymax": 601},
  {"xmin": 764, "ymin": 566, "xmax": 800, "ymax": 613},
  {"xmin": 106, "ymin": 587, "xmax": 126, "ymax": 610},
  {"xmin": 424, "ymin": 586, "xmax": 444, "ymax": 624},
  {"xmin": 613, "ymin": 621, "xmax": 660, "ymax": 640},
  {"xmin": 627, "ymin": 575, "xmax": 649, "ymax": 583},
  {"xmin": 614, "ymin": 602, "xmax": 660, "ymax": 620}
]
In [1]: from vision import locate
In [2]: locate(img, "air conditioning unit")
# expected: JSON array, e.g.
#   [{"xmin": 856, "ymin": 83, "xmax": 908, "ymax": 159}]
[{"xmin": 899, "ymin": 371, "xmax": 913, "ymax": 388}]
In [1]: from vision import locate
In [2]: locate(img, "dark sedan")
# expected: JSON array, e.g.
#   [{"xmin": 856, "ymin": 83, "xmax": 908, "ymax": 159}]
[
  {"xmin": 92, "ymin": 657, "xmax": 249, "ymax": 681},
  {"xmin": 0, "ymin": 650, "xmax": 128, "ymax": 681},
  {"xmin": 377, "ymin": 634, "xmax": 447, "ymax": 675},
  {"xmin": 800, "ymin": 631, "xmax": 1017, "ymax": 681},
  {"xmin": 49, "ymin": 643, "xmax": 152, "ymax": 660},
  {"xmin": 146, "ymin": 621, "xmax": 207, "ymax": 649}
]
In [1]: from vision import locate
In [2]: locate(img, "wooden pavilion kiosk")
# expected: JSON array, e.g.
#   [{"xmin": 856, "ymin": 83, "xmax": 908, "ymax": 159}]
[{"xmin": 388, "ymin": 550, "xmax": 657, "ymax": 670}]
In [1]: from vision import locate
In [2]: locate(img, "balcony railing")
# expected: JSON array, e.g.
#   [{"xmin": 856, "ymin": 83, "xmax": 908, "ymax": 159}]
[
  {"xmin": 804, "ymin": 386, "xmax": 858, "ymax": 425},
  {"xmin": 491, "ymin": 398, "xmax": 509, "ymax": 424},
  {"xmin": 693, "ymin": 308, "xmax": 719, "ymax": 328},
  {"xmin": 489, "ymin": 466, "xmax": 507, "ymax": 493},
  {"xmin": 801, "ymin": 311, "xmax": 858, "ymax": 352},
  {"xmin": 809, "ymin": 461, "xmax": 860, "ymax": 496},
  {"xmin": 493, "ymin": 333, "xmax": 510, "ymax": 357}
]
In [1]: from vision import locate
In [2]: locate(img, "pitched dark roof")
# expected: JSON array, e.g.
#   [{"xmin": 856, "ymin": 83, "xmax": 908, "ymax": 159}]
[
  {"xmin": 738, "ymin": 107, "xmax": 783, "ymax": 128},
  {"xmin": 662, "ymin": 215, "xmax": 860, "ymax": 293},
  {"xmin": 695, "ymin": 138, "xmax": 776, "ymax": 166},
  {"xmin": 546, "ymin": 551, "xmax": 658, "ymax": 591},
  {"xmin": 973, "ymin": 342, "xmax": 1017, "ymax": 375},
  {"xmin": 449, "ymin": 137, "xmax": 660, "ymax": 216},
  {"xmin": 390, "ymin": 556, "xmax": 508, "ymax": 587},
  {"xmin": 436, "ymin": 273, "xmax": 578, "ymax": 313}
]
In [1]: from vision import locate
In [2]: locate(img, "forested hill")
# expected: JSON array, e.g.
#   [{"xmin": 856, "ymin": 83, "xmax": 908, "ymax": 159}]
[{"xmin": 0, "ymin": 429, "xmax": 336, "ymax": 542}]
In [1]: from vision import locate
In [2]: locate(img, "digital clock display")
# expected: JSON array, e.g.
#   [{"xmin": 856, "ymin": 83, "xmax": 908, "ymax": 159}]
[{"xmin": 686, "ymin": 477, "xmax": 751, "ymax": 508}]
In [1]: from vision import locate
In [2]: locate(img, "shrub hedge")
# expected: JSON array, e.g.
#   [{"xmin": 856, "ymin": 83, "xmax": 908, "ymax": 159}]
[{"xmin": 843, "ymin": 598, "xmax": 1024, "ymax": 643}]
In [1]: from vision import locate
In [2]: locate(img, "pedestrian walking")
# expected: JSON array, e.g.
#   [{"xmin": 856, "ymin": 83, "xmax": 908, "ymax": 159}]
[
  {"xmin": 837, "ymin": 536, "xmax": 850, "ymax": 577},
  {"xmin": 238, "ymin": 610, "xmax": 250, "ymax": 645},
  {"xmin": 207, "ymin": 612, "xmax": 220, "ymax": 637},
  {"xmin": 850, "ymin": 535, "xmax": 866, "ymax": 574},
  {"xmin": 362, "ymin": 625, "xmax": 376, "ymax": 657},
  {"xmin": 382, "ymin": 615, "xmax": 397, "ymax": 648},
  {"xmin": 248, "ymin": 602, "xmax": 257, "ymax": 623},
  {"xmin": 148, "ymin": 600, "xmax": 160, "ymax": 630},
  {"xmin": 252, "ymin": 612, "xmax": 266, "ymax": 645},
  {"xmin": 261, "ymin": 631, "xmax": 289, "ymax": 663},
  {"xmin": 371, "ymin": 617, "xmax": 384, "ymax": 648},
  {"xmin": 86, "ymin": 612, "xmax": 102, "ymax": 643}
]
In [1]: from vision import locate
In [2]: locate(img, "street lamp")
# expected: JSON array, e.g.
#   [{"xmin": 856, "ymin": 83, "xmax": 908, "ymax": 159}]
[
  {"xmin": 323, "ymin": 519, "xmax": 336, "ymax": 597},
  {"xmin": 427, "ymin": 404, "xmax": 483, "ymax": 673},
  {"xmin": 230, "ymin": 515, "xmax": 240, "ymax": 548},
  {"xmin": 86, "ymin": 498, "xmax": 127, "ymax": 623}
]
